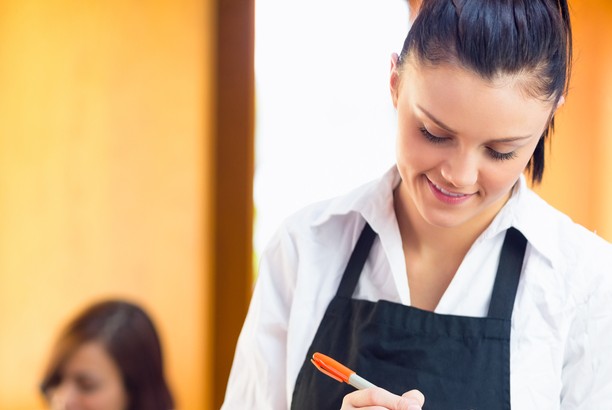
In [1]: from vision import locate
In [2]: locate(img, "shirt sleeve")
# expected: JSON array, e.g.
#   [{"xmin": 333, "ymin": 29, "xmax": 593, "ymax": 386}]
[
  {"xmin": 561, "ymin": 241, "xmax": 612, "ymax": 408},
  {"xmin": 221, "ymin": 224, "xmax": 298, "ymax": 410}
]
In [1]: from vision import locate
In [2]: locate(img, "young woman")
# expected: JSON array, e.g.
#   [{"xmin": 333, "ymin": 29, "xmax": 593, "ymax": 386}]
[
  {"xmin": 223, "ymin": 0, "xmax": 612, "ymax": 409},
  {"xmin": 40, "ymin": 300, "xmax": 174, "ymax": 410}
]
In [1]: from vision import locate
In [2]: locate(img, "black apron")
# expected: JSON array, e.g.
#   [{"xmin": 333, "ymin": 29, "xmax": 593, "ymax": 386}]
[{"xmin": 291, "ymin": 223, "xmax": 526, "ymax": 410}]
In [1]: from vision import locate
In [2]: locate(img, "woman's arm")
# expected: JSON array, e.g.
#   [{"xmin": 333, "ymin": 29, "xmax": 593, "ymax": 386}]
[
  {"xmin": 561, "ymin": 241, "xmax": 612, "ymax": 408},
  {"xmin": 221, "ymin": 226, "xmax": 299, "ymax": 410}
]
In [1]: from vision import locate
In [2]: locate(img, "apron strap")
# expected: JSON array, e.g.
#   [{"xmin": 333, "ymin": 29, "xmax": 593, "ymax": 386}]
[
  {"xmin": 335, "ymin": 222, "xmax": 376, "ymax": 298},
  {"xmin": 487, "ymin": 227, "xmax": 527, "ymax": 320},
  {"xmin": 335, "ymin": 223, "xmax": 527, "ymax": 321}
]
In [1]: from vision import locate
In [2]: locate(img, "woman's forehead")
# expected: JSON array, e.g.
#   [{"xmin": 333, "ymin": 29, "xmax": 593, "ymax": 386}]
[
  {"xmin": 404, "ymin": 55, "xmax": 556, "ymax": 102},
  {"xmin": 401, "ymin": 60, "xmax": 555, "ymax": 139}
]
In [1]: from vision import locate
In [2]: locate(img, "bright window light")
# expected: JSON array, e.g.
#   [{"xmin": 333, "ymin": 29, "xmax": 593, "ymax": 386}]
[{"xmin": 254, "ymin": 0, "xmax": 410, "ymax": 256}]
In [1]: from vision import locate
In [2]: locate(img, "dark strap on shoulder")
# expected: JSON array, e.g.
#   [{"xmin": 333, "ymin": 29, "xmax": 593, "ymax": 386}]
[
  {"xmin": 336, "ymin": 222, "xmax": 377, "ymax": 298},
  {"xmin": 335, "ymin": 223, "xmax": 527, "ymax": 320},
  {"xmin": 487, "ymin": 227, "xmax": 528, "ymax": 320}
]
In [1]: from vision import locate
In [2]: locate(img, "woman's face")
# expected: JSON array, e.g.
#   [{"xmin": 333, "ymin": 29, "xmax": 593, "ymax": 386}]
[
  {"xmin": 46, "ymin": 341, "xmax": 128, "ymax": 410},
  {"xmin": 390, "ymin": 56, "xmax": 556, "ymax": 231}
]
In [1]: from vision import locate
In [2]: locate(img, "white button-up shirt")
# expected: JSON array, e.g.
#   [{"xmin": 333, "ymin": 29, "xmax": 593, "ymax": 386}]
[{"xmin": 222, "ymin": 166, "xmax": 612, "ymax": 409}]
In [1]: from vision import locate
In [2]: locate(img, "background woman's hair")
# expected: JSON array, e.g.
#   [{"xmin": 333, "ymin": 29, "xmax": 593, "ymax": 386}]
[
  {"xmin": 40, "ymin": 300, "xmax": 174, "ymax": 410},
  {"xmin": 398, "ymin": 0, "xmax": 573, "ymax": 184}
]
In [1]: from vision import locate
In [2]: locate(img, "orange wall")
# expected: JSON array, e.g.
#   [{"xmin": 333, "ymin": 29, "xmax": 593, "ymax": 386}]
[
  {"xmin": 533, "ymin": 0, "xmax": 612, "ymax": 241},
  {"xmin": 0, "ymin": 1, "xmax": 213, "ymax": 409}
]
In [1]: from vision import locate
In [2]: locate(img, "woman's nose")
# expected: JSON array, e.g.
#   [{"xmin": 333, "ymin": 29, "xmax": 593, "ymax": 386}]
[
  {"xmin": 48, "ymin": 383, "xmax": 77, "ymax": 410},
  {"xmin": 440, "ymin": 153, "xmax": 479, "ymax": 188}
]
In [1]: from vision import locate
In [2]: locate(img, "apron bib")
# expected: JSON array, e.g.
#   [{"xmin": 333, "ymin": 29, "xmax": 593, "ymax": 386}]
[{"xmin": 291, "ymin": 223, "xmax": 526, "ymax": 410}]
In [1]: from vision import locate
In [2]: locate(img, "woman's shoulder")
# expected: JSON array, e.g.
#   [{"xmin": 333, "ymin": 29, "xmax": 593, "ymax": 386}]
[
  {"xmin": 256, "ymin": 173, "xmax": 396, "ymax": 301},
  {"xmin": 521, "ymin": 187, "xmax": 610, "ymax": 250},
  {"xmin": 279, "ymin": 168, "xmax": 397, "ymax": 239},
  {"xmin": 518, "ymin": 187, "xmax": 612, "ymax": 288}
]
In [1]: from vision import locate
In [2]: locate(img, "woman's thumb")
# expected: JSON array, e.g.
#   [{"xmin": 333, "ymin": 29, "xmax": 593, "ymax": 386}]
[{"xmin": 398, "ymin": 389, "xmax": 425, "ymax": 410}]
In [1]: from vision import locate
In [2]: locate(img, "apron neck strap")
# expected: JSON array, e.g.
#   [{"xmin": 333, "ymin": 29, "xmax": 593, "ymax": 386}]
[
  {"xmin": 335, "ymin": 223, "xmax": 527, "ymax": 321},
  {"xmin": 487, "ymin": 227, "xmax": 527, "ymax": 320},
  {"xmin": 335, "ymin": 222, "xmax": 376, "ymax": 298}
]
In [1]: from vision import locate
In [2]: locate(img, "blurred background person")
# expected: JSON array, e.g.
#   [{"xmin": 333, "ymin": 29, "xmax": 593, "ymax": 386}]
[{"xmin": 40, "ymin": 300, "xmax": 174, "ymax": 410}]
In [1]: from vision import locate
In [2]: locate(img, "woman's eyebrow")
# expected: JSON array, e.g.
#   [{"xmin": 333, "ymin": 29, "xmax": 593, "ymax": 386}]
[
  {"xmin": 490, "ymin": 135, "xmax": 533, "ymax": 143},
  {"xmin": 417, "ymin": 104, "xmax": 533, "ymax": 142},
  {"xmin": 418, "ymin": 105, "xmax": 458, "ymax": 134}
]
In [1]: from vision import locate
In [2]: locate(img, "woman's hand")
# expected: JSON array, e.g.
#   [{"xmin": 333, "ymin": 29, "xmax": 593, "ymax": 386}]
[{"xmin": 341, "ymin": 387, "xmax": 425, "ymax": 409}]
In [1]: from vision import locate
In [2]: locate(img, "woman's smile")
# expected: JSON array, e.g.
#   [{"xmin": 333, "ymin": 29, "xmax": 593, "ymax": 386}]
[{"xmin": 426, "ymin": 176, "xmax": 476, "ymax": 205}]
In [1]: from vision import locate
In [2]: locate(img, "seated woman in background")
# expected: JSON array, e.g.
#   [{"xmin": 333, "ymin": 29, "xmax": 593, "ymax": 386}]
[{"xmin": 40, "ymin": 299, "xmax": 174, "ymax": 410}]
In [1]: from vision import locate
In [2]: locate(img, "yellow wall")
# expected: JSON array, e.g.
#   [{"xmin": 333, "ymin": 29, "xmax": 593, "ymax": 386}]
[
  {"xmin": 0, "ymin": 1, "xmax": 213, "ymax": 409},
  {"xmin": 533, "ymin": 0, "xmax": 612, "ymax": 241}
]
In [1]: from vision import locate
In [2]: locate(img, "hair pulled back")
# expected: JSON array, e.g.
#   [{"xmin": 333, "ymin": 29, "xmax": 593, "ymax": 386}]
[{"xmin": 399, "ymin": 0, "xmax": 572, "ymax": 183}]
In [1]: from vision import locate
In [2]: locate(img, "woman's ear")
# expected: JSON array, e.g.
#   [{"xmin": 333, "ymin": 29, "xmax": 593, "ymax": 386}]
[{"xmin": 390, "ymin": 53, "xmax": 401, "ymax": 109}]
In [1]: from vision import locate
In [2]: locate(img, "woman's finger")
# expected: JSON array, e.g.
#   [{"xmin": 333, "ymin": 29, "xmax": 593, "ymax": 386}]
[
  {"xmin": 342, "ymin": 387, "xmax": 417, "ymax": 409},
  {"xmin": 398, "ymin": 389, "xmax": 425, "ymax": 410},
  {"xmin": 401, "ymin": 389, "xmax": 425, "ymax": 406}
]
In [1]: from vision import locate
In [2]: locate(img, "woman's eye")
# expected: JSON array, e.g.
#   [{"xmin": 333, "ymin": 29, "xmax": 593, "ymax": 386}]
[
  {"xmin": 419, "ymin": 126, "xmax": 517, "ymax": 161},
  {"xmin": 487, "ymin": 147, "xmax": 517, "ymax": 161},
  {"xmin": 77, "ymin": 381, "xmax": 99, "ymax": 394},
  {"xmin": 419, "ymin": 127, "xmax": 447, "ymax": 144}
]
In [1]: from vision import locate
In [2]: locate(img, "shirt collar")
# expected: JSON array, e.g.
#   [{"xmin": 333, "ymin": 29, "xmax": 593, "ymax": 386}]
[
  {"xmin": 477, "ymin": 175, "xmax": 560, "ymax": 268},
  {"xmin": 311, "ymin": 165, "xmax": 399, "ymax": 230},
  {"xmin": 312, "ymin": 167, "xmax": 559, "ymax": 269}
]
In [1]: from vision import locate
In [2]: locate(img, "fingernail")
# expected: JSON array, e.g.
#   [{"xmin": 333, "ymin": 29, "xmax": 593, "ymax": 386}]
[{"xmin": 404, "ymin": 399, "xmax": 422, "ymax": 410}]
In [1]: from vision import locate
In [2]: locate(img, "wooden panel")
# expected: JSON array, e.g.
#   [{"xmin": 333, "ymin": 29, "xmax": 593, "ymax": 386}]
[
  {"xmin": 0, "ymin": 1, "xmax": 211, "ymax": 408},
  {"xmin": 212, "ymin": 0, "xmax": 255, "ymax": 407}
]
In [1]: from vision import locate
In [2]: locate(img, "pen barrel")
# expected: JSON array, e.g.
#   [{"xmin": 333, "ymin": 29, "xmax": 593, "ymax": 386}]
[{"xmin": 348, "ymin": 373, "xmax": 377, "ymax": 390}]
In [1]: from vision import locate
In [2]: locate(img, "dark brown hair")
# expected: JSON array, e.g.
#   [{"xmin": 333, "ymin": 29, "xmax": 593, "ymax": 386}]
[{"xmin": 41, "ymin": 300, "xmax": 174, "ymax": 410}]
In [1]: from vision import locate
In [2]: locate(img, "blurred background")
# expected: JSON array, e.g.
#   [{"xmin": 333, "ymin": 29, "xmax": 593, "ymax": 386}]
[{"xmin": 0, "ymin": 1, "xmax": 610, "ymax": 409}]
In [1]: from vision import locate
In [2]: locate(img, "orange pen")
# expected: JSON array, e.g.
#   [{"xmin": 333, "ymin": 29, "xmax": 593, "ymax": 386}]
[{"xmin": 311, "ymin": 352, "xmax": 377, "ymax": 390}]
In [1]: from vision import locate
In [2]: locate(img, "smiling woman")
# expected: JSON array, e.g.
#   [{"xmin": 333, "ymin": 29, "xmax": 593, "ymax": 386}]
[
  {"xmin": 390, "ymin": 56, "xmax": 564, "ymax": 313},
  {"xmin": 223, "ymin": 1, "xmax": 612, "ymax": 409}
]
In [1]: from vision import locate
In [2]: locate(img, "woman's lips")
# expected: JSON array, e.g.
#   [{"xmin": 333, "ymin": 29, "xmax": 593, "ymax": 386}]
[{"xmin": 426, "ymin": 177, "xmax": 475, "ymax": 205}]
